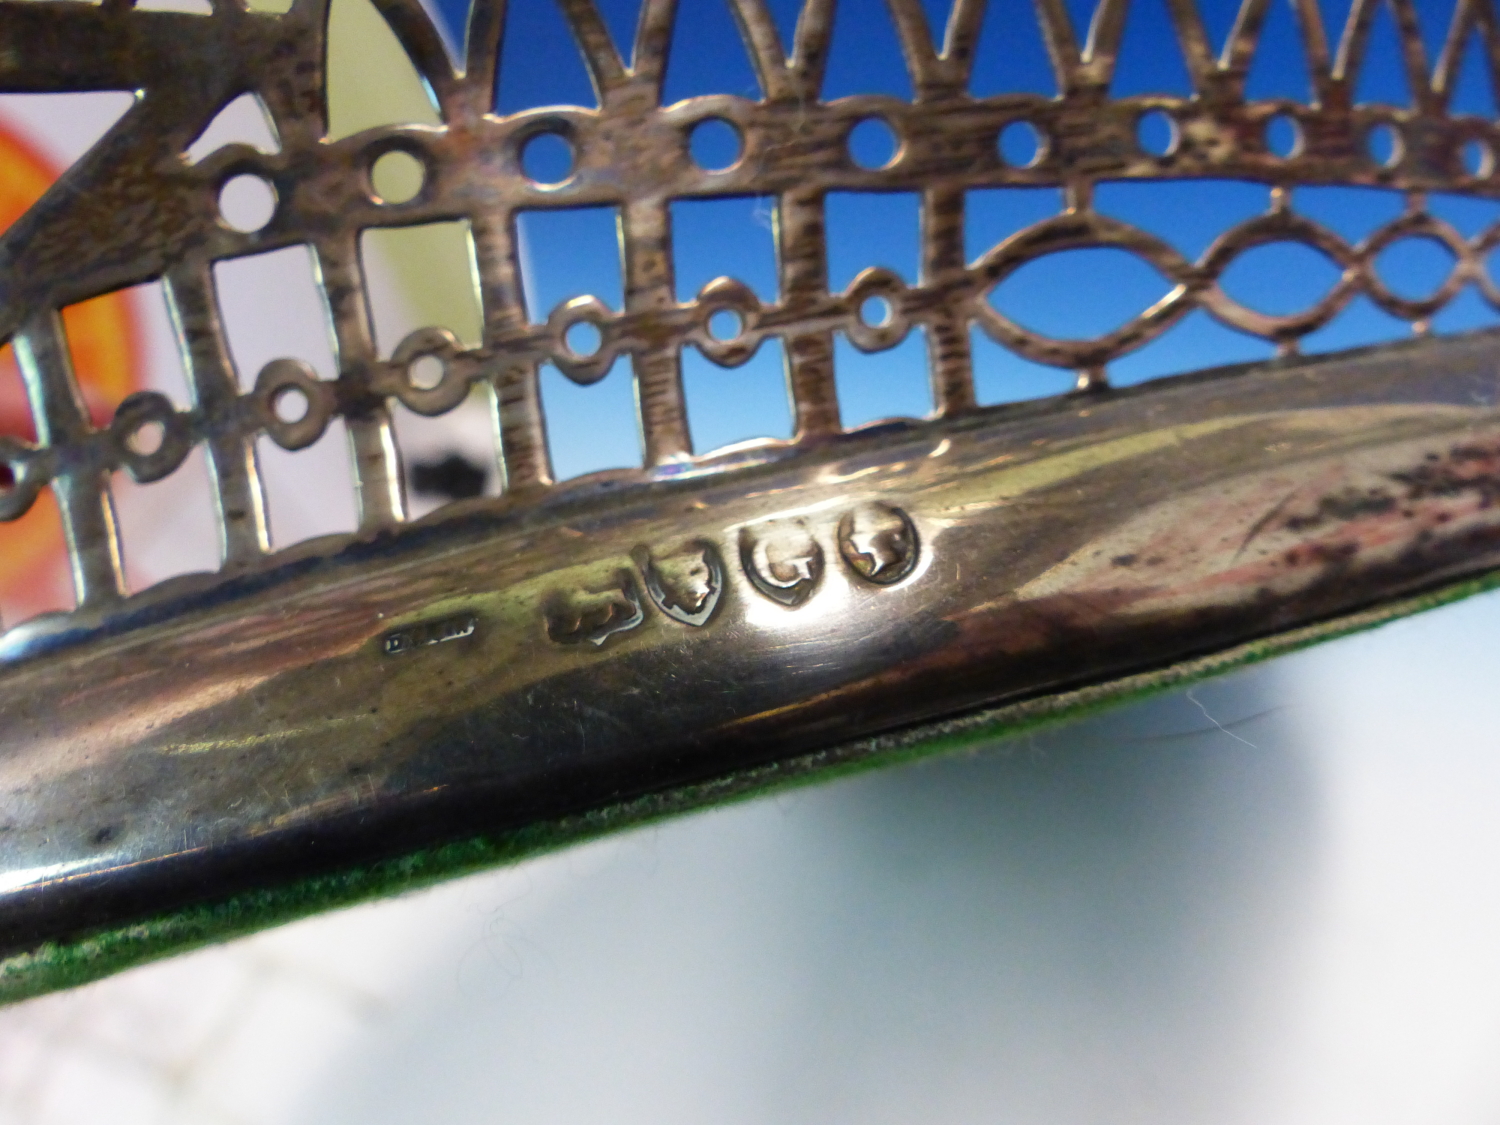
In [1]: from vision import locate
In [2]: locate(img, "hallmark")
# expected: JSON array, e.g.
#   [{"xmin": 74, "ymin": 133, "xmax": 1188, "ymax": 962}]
[
  {"xmin": 382, "ymin": 612, "xmax": 478, "ymax": 656},
  {"xmin": 739, "ymin": 520, "xmax": 824, "ymax": 606},
  {"xmin": 838, "ymin": 503, "xmax": 919, "ymax": 585},
  {"xmin": 544, "ymin": 570, "xmax": 645, "ymax": 646},
  {"xmin": 633, "ymin": 542, "xmax": 724, "ymax": 627}
]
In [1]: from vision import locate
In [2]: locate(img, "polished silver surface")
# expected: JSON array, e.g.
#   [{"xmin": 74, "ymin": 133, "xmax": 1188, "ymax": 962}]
[{"xmin": 5, "ymin": 330, "xmax": 1500, "ymax": 954}]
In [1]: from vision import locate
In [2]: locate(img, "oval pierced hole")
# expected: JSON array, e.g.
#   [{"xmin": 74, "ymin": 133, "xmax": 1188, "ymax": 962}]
[
  {"xmin": 521, "ymin": 131, "xmax": 575, "ymax": 186},
  {"xmin": 218, "ymin": 173, "xmax": 277, "ymax": 233},
  {"xmin": 126, "ymin": 419, "xmax": 165, "ymax": 456},
  {"xmin": 689, "ymin": 117, "xmax": 742, "ymax": 173},
  {"xmin": 371, "ymin": 149, "xmax": 424, "ymax": 204},
  {"xmin": 989, "ymin": 248, "xmax": 1173, "ymax": 339},
  {"xmin": 565, "ymin": 320, "xmax": 602, "ymax": 357},
  {"xmin": 1264, "ymin": 114, "xmax": 1302, "ymax": 159},
  {"xmin": 408, "ymin": 354, "xmax": 445, "ymax": 390},
  {"xmin": 1375, "ymin": 236, "xmax": 1457, "ymax": 300},
  {"xmin": 1366, "ymin": 122, "xmax": 1402, "ymax": 169},
  {"xmin": 0, "ymin": 463, "xmax": 14, "ymax": 490},
  {"xmin": 1464, "ymin": 138, "xmax": 1494, "ymax": 178},
  {"xmin": 1136, "ymin": 109, "xmax": 1177, "ymax": 158},
  {"xmin": 707, "ymin": 308, "xmax": 743, "ymax": 341},
  {"xmin": 272, "ymin": 384, "xmax": 310, "ymax": 423},
  {"xmin": 859, "ymin": 295, "xmax": 893, "ymax": 327},
  {"xmin": 998, "ymin": 120, "xmax": 1043, "ymax": 168},
  {"xmin": 1220, "ymin": 242, "xmax": 1341, "ymax": 316},
  {"xmin": 847, "ymin": 117, "xmax": 899, "ymax": 171}
]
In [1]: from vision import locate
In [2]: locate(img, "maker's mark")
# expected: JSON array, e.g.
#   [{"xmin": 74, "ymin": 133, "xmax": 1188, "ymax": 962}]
[
  {"xmin": 838, "ymin": 503, "xmax": 919, "ymax": 585},
  {"xmin": 382, "ymin": 612, "xmax": 477, "ymax": 655}
]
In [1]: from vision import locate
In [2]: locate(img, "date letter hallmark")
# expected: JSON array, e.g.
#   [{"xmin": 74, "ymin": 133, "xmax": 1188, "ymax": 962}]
[
  {"xmin": 739, "ymin": 520, "xmax": 824, "ymax": 606},
  {"xmin": 838, "ymin": 503, "xmax": 919, "ymax": 585},
  {"xmin": 544, "ymin": 570, "xmax": 645, "ymax": 647},
  {"xmin": 382, "ymin": 612, "xmax": 478, "ymax": 656},
  {"xmin": 633, "ymin": 542, "xmax": 724, "ymax": 627}
]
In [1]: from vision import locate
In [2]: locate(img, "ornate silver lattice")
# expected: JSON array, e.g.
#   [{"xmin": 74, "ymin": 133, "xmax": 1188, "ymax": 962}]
[{"xmin": 1, "ymin": 0, "xmax": 1499, "ymax": 618}]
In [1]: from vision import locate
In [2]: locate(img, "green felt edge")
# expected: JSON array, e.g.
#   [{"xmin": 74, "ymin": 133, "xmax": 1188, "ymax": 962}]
[{"xmin": 5, "ymin": 568, "xmax": 1498, "ymax": 1005}]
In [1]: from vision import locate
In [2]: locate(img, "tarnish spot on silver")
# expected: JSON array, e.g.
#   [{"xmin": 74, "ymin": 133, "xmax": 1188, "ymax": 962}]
[
  {"xmin": 838, "ymin": 503, "xmax": 919, "ymax": 585},
  {"xmin": 382, "ymin": 612, "xmax": 477, "ymax": 655},
  {"xmin": 634, "ymin": 542, "xmax": 723, "ymax": 627},
  {"xmin": 739, "ymin": 520, "xmax": 824, "ymax": 606},
  {"xmin": 545, "ymin": 571, "xmax": 645, "ymax": 646}
]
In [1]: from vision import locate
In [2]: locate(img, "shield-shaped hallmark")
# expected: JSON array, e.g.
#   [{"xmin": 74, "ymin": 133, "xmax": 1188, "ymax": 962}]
[
  {"xmin": 544, "ymin": 570, "xmax": 645, "ymax": 646},
  {"xmin": 837, "ymin": 503, "xmax": 919, "ymax": 585},
  {"xmin": 634, "ymin": 542, "xmax": 724, "ymax": 627},
  {"xmin": 738, "ymin": 520, "xmax": 824, "ymax": 606}
]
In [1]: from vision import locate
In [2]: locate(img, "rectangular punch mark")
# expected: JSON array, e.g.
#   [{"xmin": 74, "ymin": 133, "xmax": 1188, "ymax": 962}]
[{"xmin": 382, "ymin": 612, "xmax": 478, "ymax": 655}]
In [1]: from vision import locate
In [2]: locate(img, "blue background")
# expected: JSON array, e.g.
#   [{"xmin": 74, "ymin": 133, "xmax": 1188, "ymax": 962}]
[{"xmin": 424, "ymin": 0, "xmax": 1500, "ymax": 479}]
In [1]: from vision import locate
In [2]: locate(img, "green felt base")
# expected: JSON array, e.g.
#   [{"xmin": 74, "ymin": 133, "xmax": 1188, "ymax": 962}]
[{"xmin": 5, "ymin": 568, "xmax": 1498, "ymax": 1006}]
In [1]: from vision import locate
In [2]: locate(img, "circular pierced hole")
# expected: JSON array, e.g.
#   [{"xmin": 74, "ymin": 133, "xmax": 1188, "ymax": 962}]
[
  {"xmin": 126, "ymin": 419, "xmax": 165, "ymax": 457},
  {"xmin": 1136, "ymin": 109, "xmax": 1178, "ymax": 158},
  {"xmin": 847, "ymin": 117, "xmax": 899, "ymax": 170},
  {"xmin": 272, "ymin": 384, "xmax": 310, "ymax": 424},
  {"xmin": 1464, "ymin": 137, "xmax": 1494, "ymax": 178},
  {"xmin": 521, "ymin": 131, "xmax": 575, "ymax": 186},
  {"xmin": 564, "ymin": 320, "xmax": 602, "ymax": 357},
  {"xmin": 408, "ymin": 354, "xmax": 445, "ymax": 390},
  {"xmin": 1264, "ymin": 114, "xmax": 1302, "ymax": 159},
  {"xmin": 1366, "ymin": 122, "xmax": 1403, "ymax": 169},
  {"xmin": 859, "ymin": 295, "xmax": 894, "ymax": 327},
  {"xmin": 998, "ymin": 119, "xmax": 1044, "ymax": 168},
  {"xmin": 0, "ymin": 462, "xmax": 15, "ymax": 490},
  {"xmin": 218, "ymin": 173, "xmax": 277, "ymax": 233},
  {"xmin": 371, "ymin": 149, "xmax": 425, "ymax": 204},
  {"xmin": 689, "ymin": 117, "xmax": 743, "ymax": 172},
  {"xmin": 708, "ymin": 308, "xmax": 743, "ymax": 341}
]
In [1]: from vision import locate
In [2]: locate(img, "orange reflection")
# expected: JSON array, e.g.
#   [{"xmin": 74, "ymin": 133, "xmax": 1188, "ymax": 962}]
[{"xmin": 0, "ymin": 115, "xmax": 143, "ymax": 623}]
